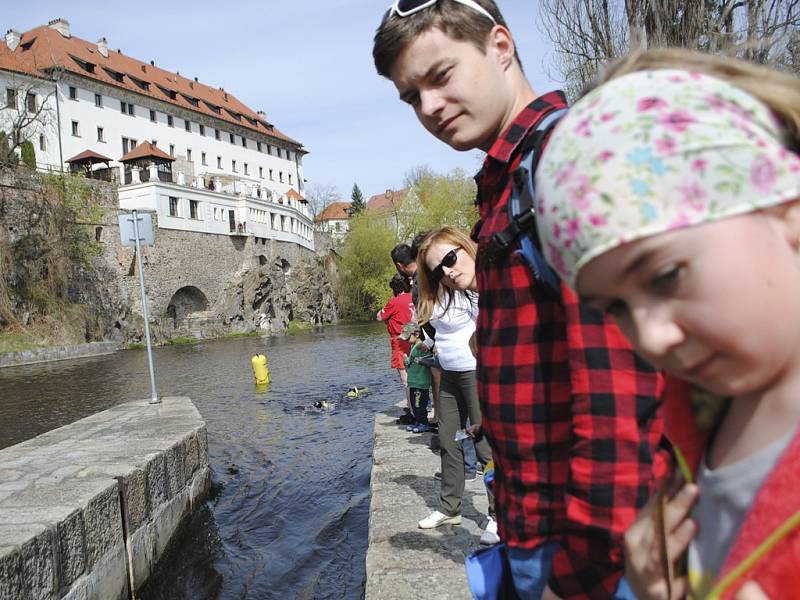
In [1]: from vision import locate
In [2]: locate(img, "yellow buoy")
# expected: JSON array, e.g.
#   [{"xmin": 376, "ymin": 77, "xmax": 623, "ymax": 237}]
[{"xmin": 251, "ymin": 354, "xmax": 270, "ymax": 385}]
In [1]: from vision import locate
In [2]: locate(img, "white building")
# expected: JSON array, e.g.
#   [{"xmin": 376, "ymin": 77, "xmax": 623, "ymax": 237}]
[
  {"xmin": 0, "ymin": 19, "xmax": 314, "ymax": 250},
  {"xmin": 314, "ymin": 202, "xmax": 352, "ymax": 240}
]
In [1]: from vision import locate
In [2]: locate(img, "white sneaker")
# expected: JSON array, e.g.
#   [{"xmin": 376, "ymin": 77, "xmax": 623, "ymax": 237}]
[
  {"xmin": 480, "ymin": 516, "xmax": 500, "ymax": 545},
  {"xmin": 418, "ymin": 510, "xmax": 462, "ymax": 529}
]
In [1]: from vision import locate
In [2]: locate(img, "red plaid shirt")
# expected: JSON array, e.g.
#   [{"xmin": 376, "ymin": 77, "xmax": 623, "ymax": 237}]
[{"xmin": 472, "ymin": 92, "xmax": 668, "ymax": 599}]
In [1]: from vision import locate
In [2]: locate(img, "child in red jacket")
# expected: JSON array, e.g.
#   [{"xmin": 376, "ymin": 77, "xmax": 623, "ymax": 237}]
[
  {"xmin": 378, "ymin": 274, "xmax": 414, "ymax": 411},
  {"xmin": 536, "ymin": 53, "xmax": 800, "ymax": 599}
]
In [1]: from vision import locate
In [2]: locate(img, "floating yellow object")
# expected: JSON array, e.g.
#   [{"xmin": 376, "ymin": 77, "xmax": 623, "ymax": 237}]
[
  {"xmin": 251, "ymin": 354, "xmax": 270, "ymax": 385},
  {"xmin": 346, "ymin": 386, "xmax": 369, "ymax": 398}
]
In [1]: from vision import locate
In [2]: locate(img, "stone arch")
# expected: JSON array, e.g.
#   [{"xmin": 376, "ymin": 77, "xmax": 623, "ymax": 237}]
[{"xmin": 166, "ymin": 286, "xmax": 210, "ymax": 327}]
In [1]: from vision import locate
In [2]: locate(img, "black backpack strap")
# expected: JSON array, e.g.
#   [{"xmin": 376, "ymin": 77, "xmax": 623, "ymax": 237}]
[{"xmin": 484, "ymin": 107, "xmax": 567, "ymax": 297}]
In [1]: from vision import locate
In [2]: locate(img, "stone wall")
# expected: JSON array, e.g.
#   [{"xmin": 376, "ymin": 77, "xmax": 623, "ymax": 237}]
[
  {"xmin": 0, "ymin": 167, "xmax": 338, "ymax": 345},
  {"xmin": 0, "ymin": 396, "xmax": 208, "ymax": 600}
]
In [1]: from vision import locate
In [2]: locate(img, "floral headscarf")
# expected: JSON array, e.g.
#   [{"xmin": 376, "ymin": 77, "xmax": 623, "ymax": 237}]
[{"xmin": 535, "ymin": 69, "xmax": 800, "ymax": 288}]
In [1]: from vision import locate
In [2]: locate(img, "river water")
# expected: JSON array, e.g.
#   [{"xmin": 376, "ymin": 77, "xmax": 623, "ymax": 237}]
[{"xmin": 0, "ymin": 323, "xmax": 401, "ymax": 599}]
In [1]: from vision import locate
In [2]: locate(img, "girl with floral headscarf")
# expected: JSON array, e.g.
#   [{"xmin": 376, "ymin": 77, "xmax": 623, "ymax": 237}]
[{"xmin": 536, "ymin": 53, "xmax": 800, "ymax": 600}]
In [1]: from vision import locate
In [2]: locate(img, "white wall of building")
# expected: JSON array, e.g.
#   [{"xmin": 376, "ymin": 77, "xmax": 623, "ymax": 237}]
[
  {"xmin": 0, "ymin": 71, "xmax": 61, "ymax": 167},
  {"xmin": 119, "ymin": 181, "xmax": 314, "ymax": 251}
]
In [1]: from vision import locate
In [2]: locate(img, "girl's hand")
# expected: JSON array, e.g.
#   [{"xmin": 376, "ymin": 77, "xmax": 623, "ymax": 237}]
[
  {"xmin": 735, "ymin": 582, "xmax": 770, "ymax": 600},
  {"xmin": 624, "ymin": 483, "xmax": 699, "ymax": 600}
]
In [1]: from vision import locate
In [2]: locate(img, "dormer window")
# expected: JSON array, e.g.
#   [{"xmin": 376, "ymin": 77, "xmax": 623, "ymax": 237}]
[
  {"xmin": 102, "ymin": 67, "xmax": 124, "ymax": 82},
  {"xmin": 203, "ymin": 100, "xmax": 221, "ymax": 114},
  {"xmin": 181, "ymin": 93, "xmax": 199, "ymax": 107},
  {"xmin": 129, "ymin": 76, "xmax": 150, "ymax": 92},
  {"xmin": 70, "ymin": 55, "xmax": 95, "ymax": 74},
  {"xmin": 157, "ymin": 84, "xmax": 177, "ymax": 100},
  {"xmin": 225, "ymin": 108, "xmax": 241, "ymax": 121}
]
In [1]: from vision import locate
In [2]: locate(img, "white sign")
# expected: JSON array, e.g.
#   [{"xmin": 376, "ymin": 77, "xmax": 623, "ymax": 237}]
[{"xmin": 118, "ymin": 212, "xmax": 154, "ymax": 247}]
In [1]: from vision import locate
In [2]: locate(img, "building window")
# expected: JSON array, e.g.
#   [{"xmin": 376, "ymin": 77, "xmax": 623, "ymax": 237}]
[
  {"xmin": 95, "ymin": 93, "xmax": 102, "ymax": 107},
  {"xmin": 232, "ymin": 160, "xmax": 237, "ymax": 173},
  {"xmin": 71, "ymin": 120, "xmax": 79, "ymax": 137},
  {"xmin": 244, "ymin": 163, "xmax": 249, "ymax": 175},
  {"xmin": 39, "ymin": 134, "xmax": 46, "ymax": 151},
  {"xmin": 167, "ymin": 115, "xmax": 174, "ymax": 127},
  {"xmin": 150, "ymin": 109, "xmax": 156, "ymax": 122},
  {"xmin": 267, "ymin": 144, "xmax": 272, "ymax": 155},
  {"xmin": 288, "ymin": 173, "xmax": 292, "ymax": 185},
  {"xmin": 257, "ymin": 141, "xmax": 262, "ymax": 152},
  {"xmin": 122, "ymin": 137, "xmax": 138, "ymax": 154},
  {"xmin": 201, "ymin": 152, "xmax": 207, "ymax": 166},
  {"xmin": 229, "ymin": 133, "xmax": 235, "ymax": 144},
  {"xmin": 97, "ymin": 127, "xmax": 104, "ymax": 142},
  {"xmin": 189, "ymin": 200, "xmax": 199, "ymax": 219},
  {"xmin": 277, "ymin": 148, "xmax": 282, "ymax": 158},
  {"xmin": 26, "ymin": 92, "xmax": 37, "ymax": 112},
  {"xmin": 184, "ymin": 120, "xmax": 191, "ymax": 132},
  {"xmin": 241, "ymin": 137, "xmax": 247, "ymax": 148},
  {"xmin": 217, "ymin": 156, "xmax": 222, "ymax": 169},
  {"xmin": 269, "ymin": 168, "xmax": 273, "ymax": 181},
  {"xmin": 120, "ymin": 101, "xmax": 134, "ymax": 115},
  {"xmin": 279, "ymin": 171, "xmax": 283, "ymax": 183},
  {"xmin": 169, "ymin": 144, "xmax": 175, "ymax": 157},
  {"xmin": 169, "ymin": 196, "xmax": 179, "ymax": 217},
  {"xmin": 187, "ymin": 148, "xmax": 192, "ymax": 162},
  {"xmin": 287, "ymin": 151, "xmax": 292, "ymax": 161},
  {"xmin": 259, "ymin": 166, "xmax": 263, "ymax": 178},
  {"xmin": 69, "ymin": 86, "xmax": 77, "ymax": 100},
  {"xmin": 215, "ymin": 128, "xmax": 221, "ymax": 140},
  {"xmin": 199, "ymin": 124, "xmax": 205, "ymax": 136},
  {"xmin": 6, "ymin": 88, "xmax": 17, "ymax": 108}
]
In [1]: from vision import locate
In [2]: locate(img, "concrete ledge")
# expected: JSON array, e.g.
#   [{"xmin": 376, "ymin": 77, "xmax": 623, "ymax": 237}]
[
  {"xmin": 366, "ymin": 404, "xmax": 489, "ymax": 599},
  {"xmin": 0, "ymin": 396, "xmax": 209, "ymax": 599},
  {"xmin": 0, "ymin": 342, "xmax": 118, "ymax": 369}
]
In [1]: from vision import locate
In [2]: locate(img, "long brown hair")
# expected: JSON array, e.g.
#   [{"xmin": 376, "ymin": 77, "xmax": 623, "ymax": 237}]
[
  {"xmin": 587, "ymin": 48, "xmax": 800, "ymax": 149},
  {"xmin": 415, "ymin": 226, "xmax": 477, "ymax": 325}
]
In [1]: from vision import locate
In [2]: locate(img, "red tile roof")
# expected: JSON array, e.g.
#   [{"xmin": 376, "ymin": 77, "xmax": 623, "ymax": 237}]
[
  {"xmin": 316, "ymin": 202, "xmax": 352, "ymax": 221},
  {"xmin": 286, "ymin": 188, "xmax": 307, "ymax": 204},
  {"xmin": 119, "ymin": 141, "xmax": 174, "ymax": 162},
  {"xmin": 366, "ymin": 188, "xmax": 410, "ymax": 212},
  {"xmin": 0, "ymin": 22, "xmax": 304, "ymax": 150},
  {"xmin": 65, "ymin": 149, "xmax": 112, "ymax": 163}
]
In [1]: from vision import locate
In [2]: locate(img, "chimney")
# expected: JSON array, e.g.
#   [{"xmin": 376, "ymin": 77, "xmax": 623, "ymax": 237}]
[
  {"xmin": 97, "ymin": 37, "xmax": 108, "ymax": 58},
  {"xmin": 48, "ymin": 18, "xmax": 71, "ymax": 38},
  {"xmin": 5, "ymin": 29, "xmax": 20, "ymax": 52},
  {"xmin": 189, "ymin": 81, "xmax": 193, "ymax": 89},
  {"xmin": 150, "ymin": 60, "xmax": 154, "ymax": 66},
  {"xmin": 194, "ymin": 76, "xmax": 198, "ymax": 82},
  {"xmin": 257, "ymin": 110, "xmax": 266, "ymax": 119},
  {"xmin": 141, "ymin": 64, "xmax": 146, "ymax": 72}
]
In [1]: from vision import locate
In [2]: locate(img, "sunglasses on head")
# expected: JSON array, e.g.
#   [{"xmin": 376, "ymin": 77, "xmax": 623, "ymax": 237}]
[
  {"xmin": 382, "ymin": 0, "xmax": 496, "ymax": 25},
  {"xmin": 431, "ymin": 247, "xmax": 462, "ymax": 282}
]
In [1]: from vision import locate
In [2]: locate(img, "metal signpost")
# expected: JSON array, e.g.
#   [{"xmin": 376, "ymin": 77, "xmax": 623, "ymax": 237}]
[{"xmin": 118, "ymin": 210, "xmax": 159, "ymax": 404}]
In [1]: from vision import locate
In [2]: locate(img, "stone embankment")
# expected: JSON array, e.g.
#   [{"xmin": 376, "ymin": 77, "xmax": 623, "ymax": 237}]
[
  {"xmin": 366, "ymin": 404, "xmax": 489, "ymax": 599},
  {"xmin": 0, "ymin": 342, "xmax": 117, "ymax": 369},
  {"xmin": 0, "ymin": 396, "xmax": 208, "ymax": 600}
]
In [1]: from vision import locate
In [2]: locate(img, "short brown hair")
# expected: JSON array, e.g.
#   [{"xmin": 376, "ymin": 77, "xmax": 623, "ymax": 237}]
[{"xmin": 373, "ymin": 0, "xmax": 514, "ymax": 78}]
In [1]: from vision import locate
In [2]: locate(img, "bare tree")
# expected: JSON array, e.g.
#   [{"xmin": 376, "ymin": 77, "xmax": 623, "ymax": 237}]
[
  {"xmin": 539, "ymin": 0, "xmax": 800, "ymax": 99},
  {"xmin": 304, "ymin": 182, "xmax": 341, "ymax": 218},
  {"xmin": 0, "ymin": 76, "xmax": 56, "ymax": 155}
]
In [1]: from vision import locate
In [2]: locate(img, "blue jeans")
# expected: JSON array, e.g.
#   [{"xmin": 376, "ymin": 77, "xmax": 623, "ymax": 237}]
[
  {"xmin": 506, "ymin": 543, "xmax": 637, "ymax": 599},
  {"xmin": 463, "ymin": 418, "xmax": 477, "ymax": 474}
]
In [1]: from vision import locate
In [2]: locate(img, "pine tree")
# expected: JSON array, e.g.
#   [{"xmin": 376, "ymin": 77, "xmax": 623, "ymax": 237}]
[
  {"xmin": 20, "ymin": 139, "xmax": 36, "ymax": 169},
  {"xmin": 350, "ymin": 183, "xmax": 365, "ymax": 215}
]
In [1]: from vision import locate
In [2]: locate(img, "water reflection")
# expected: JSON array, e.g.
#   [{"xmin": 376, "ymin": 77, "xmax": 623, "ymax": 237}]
[{"xmin": 0, "ymin": 323, "xmax": 399, "ymax": 599}]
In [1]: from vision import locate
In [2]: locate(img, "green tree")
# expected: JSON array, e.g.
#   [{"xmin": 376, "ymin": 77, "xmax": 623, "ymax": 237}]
[
  {"xmin": 0, "ymin": 132, "xmax": 16, "ymax": 167},
  {"xmin": 334, "ymin": 166, "xmax": 479, "ymax": 318},
  {"xmin": 350, "ymin": 183, "xmax": 366, "ymax": 215},
  {"xmin": 20, "ymin": 139, "xmax": 35, "ymax": 169},
  {"xmin": 336, "ymin": 209, "xmax": 396, "ymax": 319}
]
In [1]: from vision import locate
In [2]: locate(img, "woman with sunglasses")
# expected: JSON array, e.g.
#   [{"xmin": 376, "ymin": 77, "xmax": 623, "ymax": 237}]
[{"xmin": 415, "ymin": 227, "xmax": 497, "ymax": 544}]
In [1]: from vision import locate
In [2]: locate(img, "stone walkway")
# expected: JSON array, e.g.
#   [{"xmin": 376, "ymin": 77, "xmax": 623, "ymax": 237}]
[{"xmin": 366, "ymin": 404, "xmax": 489, "ymax": 599}]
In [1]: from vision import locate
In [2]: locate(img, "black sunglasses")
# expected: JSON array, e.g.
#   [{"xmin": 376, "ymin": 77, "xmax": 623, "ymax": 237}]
[{"xmin": 431, "ymin": 247, "xmax": 462, "ymax": 282}]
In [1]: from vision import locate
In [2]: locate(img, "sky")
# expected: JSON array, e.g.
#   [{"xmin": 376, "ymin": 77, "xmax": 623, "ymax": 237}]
[{"xmin": 3, "ymin": 1, "xmax": 561, "ymax": 202}]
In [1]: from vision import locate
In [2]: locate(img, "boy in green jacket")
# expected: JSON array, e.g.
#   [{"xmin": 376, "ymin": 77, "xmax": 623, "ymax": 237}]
[{"xmin": 399, "ymin": 321, "xmax": 434, "ymax": 433}]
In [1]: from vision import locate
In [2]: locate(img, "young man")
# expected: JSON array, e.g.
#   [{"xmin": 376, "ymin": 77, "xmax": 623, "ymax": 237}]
[{"xmin": 374, "ymin": 2, "xmax": 666, "ymax": 598}]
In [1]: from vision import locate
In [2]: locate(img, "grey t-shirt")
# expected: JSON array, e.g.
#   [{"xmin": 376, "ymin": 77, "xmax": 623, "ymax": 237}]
[{"xmin": 687, "ymin": 431, "xmax": 793, "ymax": 594}]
